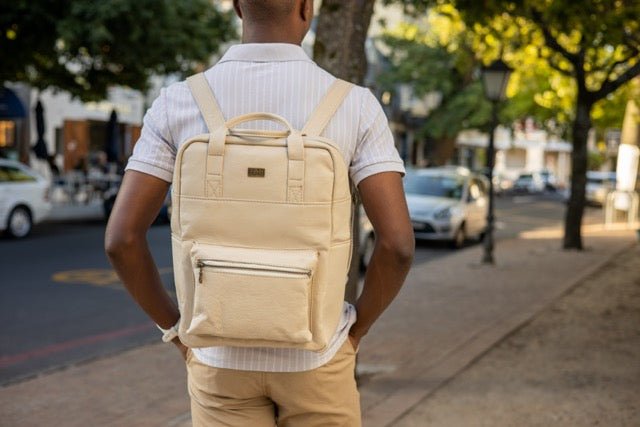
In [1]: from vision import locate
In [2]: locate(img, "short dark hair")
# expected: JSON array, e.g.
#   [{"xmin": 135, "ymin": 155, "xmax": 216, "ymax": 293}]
[{"xmin": 238, "ymin": 0, "xmax": 297, "ymax": 23}]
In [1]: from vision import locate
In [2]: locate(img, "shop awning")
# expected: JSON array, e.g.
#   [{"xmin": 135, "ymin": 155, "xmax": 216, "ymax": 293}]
[{"xmin": 0, "ymin": 87, "xmax": 27, "ymax": 119}]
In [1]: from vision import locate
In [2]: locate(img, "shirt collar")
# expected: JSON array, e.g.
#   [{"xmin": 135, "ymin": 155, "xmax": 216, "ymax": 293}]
[{"xmin": 218, "ymin": 43, "xmax": 312, "ymax": 64}]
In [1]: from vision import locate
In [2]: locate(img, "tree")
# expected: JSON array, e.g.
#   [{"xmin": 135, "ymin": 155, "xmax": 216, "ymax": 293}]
[
  {"xmin": 313, "ymin": 0, "xmax": 376, "ymax": 305},
  {"xmin": 1, "ymin": 0, "xmax": 235, "ymax": 101},
  {"xmin": 433, "ymin": 0, "xmax": 640, "ymax": 249},
  {"xmin": 378, "ymin": 10, "xmax": 493, "ymax": 165}
]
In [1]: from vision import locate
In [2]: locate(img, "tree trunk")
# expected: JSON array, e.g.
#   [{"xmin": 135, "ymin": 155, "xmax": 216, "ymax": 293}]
[
  {"xmin": 313, "ymin": 0, "xmax": 375, "ymax": 84},
  {"xmin": 431, "ymin": 137, "xmax": 457, "ymax": 166},
  {"xmin": 563, "ymin": 90, "xmax": 593, "ymax": 249},
  {"xmin": 313, "ymin": 0, "xmax": 376, "ymax": 305}
]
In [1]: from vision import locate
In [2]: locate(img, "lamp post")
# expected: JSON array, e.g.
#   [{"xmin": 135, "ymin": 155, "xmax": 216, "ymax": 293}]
[{"xmin": 480, "ymin": 59, "xmax": 512, "ymax": 264}]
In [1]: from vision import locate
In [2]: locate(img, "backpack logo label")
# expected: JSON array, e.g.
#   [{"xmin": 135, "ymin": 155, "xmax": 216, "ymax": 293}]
[{"xmin": 248, "ymin": 168, "xmax": 265, "ymax": 177}]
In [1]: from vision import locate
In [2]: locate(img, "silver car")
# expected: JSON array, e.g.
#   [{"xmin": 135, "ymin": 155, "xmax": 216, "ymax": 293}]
[{"xmin": 405, "ymin": 167, "xmax": 488, "ymax": 248}]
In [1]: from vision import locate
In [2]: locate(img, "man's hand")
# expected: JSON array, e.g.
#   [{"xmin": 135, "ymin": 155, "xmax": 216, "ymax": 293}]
[
  {"xmin": 348, "ymin": 333, "xmax": 360, "ymax": 352},
  {"xmin": 172, "ymin": 338, "xmax": 190, "ymax": 360},
  {"xmin": 348, "ymin": 172, "xmax": 414, "ymax": 344}
]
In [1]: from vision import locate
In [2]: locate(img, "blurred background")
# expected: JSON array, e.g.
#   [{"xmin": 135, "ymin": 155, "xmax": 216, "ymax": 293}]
[{"xmin": 1, "ymin": 1, "xmax": 638, "ymax": 426}]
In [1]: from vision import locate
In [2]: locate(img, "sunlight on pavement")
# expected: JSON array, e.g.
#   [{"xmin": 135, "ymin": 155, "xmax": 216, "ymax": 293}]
[{"xmin": 519, "ymin": 222, "xmax": 640, "ymax": 240}]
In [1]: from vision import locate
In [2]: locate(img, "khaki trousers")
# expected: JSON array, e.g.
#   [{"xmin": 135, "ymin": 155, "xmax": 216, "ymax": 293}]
[{"xmin": 186, "ymin": 339, "xmax": 361, "ymax": 426}]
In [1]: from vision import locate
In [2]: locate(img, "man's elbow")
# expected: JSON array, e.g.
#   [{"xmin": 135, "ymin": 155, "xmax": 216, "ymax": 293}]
[
  {"xmin": 378, "ymin": 231, "xmax": 415, "ymax": 266},
  {"xmin": 104, "ymin": 228, "xmax": 140, "ymax": 260}
]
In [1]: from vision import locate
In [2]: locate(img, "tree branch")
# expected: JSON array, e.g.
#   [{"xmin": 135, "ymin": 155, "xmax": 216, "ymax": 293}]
[
  {"xmin": 530, "ymin": 9, "xmax": 580, "ymax": 67},
  {"xmin": 602, "ymin": 50, "xmax": 639, "ymax": 84},
  {"xmin": 547, "ymin": 54, "xmax": 574, "ymax": 77},
  {"xmin": 592, "ymin": 59, "xmax": 640, "ymax": 101},
  {"xmin": 624, "ymin": 28, "xmax": 640, "ymax": 51}
]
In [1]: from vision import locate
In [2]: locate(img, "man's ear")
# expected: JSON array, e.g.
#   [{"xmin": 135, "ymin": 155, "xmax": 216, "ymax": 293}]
[
  {"xmin": 233, "ymin": 0, "xmax": 243, "ymax": 19},
  {"xmin": 300, "ymin": 0, "xmax": 313, "ymax": 22}
]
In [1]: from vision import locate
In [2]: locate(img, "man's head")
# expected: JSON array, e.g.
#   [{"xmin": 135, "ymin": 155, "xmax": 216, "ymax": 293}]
[{"xmin": 233, "ymin": 0, "xmax": 314, "ymax": 45}]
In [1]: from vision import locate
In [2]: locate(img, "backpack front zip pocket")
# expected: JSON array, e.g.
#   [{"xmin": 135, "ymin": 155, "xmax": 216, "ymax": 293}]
[
  {"xmin": 187, "ymin": 243, "xmax": 318, "ymax": 344},
  {"xmin": 196, "ymin": 260, "xmax": 312, "ymax": 284}
]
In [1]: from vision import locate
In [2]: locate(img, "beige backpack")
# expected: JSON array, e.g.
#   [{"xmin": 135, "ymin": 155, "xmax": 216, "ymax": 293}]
[{"xmin": 171, "ymin": 73, "xmax": 354, "ymax": 352}]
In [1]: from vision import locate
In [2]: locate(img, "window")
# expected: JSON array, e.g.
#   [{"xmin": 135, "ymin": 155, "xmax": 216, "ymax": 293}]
[
  {"xmin": 0, "ymin": 121, "xmax": 16, "ymax": 148},
  {"xmin": 6, "ymin": 166, "xmax": 36, "ymax": 182},
  {"xmin": 0, "ymin": 166, "xmax": 10, "ymax": 182},
  {"xmin": 404, "ymin": 174, "xmax": 465, "ymax": 199}
]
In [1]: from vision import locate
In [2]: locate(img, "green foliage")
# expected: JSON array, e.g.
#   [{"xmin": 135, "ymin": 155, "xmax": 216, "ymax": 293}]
[
  {"xmin": 380, "ymin": 2, "xmax": 639, "ymax": 144},
  {"xmin": 1, "ymin": 0, "xmax": 235, "ymax": 101},
  {"xmin": 588, "ymin": 151, "xmax": 607, "ymax": 171},
  {"xmin": 449, "ymin": 0, "xmax": 640, "ymax": 99},
  {"xmin": 379, "ymin": 11, "xmax": 494, "ymax": 141}
]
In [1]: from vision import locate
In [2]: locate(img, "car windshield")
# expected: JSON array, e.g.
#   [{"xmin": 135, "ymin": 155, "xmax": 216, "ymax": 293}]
[{"xmin": 405, "ymin": 174, "xmax": 465, "ymax": 199}]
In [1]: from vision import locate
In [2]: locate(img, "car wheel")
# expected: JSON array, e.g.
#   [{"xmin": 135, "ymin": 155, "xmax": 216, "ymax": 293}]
[
  {"xmin": 451, "ymin": 224, "xmax": 466, "ymax": 249},
  {"xmin": 7, "ymin": 206, "xmax": 33, "ymax": 238},
  {"xmin": 360, "ymin": 233, "xmax": 375, "ymax": 270}
]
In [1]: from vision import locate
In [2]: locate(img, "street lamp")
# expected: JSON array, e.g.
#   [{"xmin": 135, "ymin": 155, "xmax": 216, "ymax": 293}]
[{"xmin": 480, "ymin": 59, "xmax": 512, "ymax": 264}]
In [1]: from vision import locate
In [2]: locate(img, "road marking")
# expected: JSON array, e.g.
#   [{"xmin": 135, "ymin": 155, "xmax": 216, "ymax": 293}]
[
  {"xmin": 52, "ymin": 267, "xmax": 173, "ymax": 287},
  {"xmin": 52, "ymin": 269, "xmax": 119, "ymax": 286},
  {"xmin": 0, "ymin": 322, "xmax": 155, "ymax": 368}
]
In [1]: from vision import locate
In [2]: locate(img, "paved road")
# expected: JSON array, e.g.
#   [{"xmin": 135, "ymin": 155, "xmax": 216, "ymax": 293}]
[{"xmin": 0, "ymin": 194, "xmax": 599, "ymax": 385}]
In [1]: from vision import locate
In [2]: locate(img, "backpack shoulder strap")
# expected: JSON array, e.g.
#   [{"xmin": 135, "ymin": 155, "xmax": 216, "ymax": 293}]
[
  {"xmin": 302, "ymin": 79, "xmax": 354, "ymax": 136},
  {"xmin": 186, "ymin": 73, "xmax": 225, "ymax": 132}
]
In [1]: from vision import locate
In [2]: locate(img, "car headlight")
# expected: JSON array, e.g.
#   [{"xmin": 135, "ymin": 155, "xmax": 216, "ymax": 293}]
[{"xmin": 433, "ymin": 207, "xmax": 451, "ymax": 220}]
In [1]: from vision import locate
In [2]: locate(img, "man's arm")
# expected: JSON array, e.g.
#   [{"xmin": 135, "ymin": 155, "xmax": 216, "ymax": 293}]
[
  {"xmin": 104, "ymin": 170, "xmax": 187, "ymax": 358},
  {"xmin": 349, "ymin": 171, "xmax": 415, "ymax": 347}
]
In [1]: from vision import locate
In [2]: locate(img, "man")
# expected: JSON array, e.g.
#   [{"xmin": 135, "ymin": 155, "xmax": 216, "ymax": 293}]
[{"xmin": 105, "ymin": 0, "xmax": 414, "ymax": 425}]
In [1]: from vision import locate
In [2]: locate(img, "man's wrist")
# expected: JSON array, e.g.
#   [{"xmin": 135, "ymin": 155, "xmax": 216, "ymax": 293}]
[
  {"xmin": 349, "ymin": 323, "xmax": 368, "ymax": 341},
  {"xmin": 157, "ymin": 318, "xmax": 180, "ymax": 343}
]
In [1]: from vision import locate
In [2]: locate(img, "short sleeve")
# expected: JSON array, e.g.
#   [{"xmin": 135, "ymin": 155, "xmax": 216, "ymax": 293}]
[
  {"xmin": 125, "ymin": 88, "xmax": 177, "ymax": 182},
  {"xmin": 349, "ymin": 89, "xmax": 405, "ymax": 187}
]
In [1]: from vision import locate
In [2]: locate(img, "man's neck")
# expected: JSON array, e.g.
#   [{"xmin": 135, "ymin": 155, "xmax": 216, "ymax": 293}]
[{"xmin": 241, "ymin": 26, "xmax": 302, "ymax": 45}]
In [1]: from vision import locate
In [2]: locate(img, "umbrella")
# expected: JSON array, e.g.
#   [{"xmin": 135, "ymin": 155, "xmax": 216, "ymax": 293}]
[
  {"xmin": 105, "ymin": 109, "xmax": 119, "ymax": 164},
  {"xmin": 32, "ymin": 100, "xmax": 48, "ymax": 160},
  {"xmin": 0, "ymin": 86, "xmax": 26, "ymax": 119}
]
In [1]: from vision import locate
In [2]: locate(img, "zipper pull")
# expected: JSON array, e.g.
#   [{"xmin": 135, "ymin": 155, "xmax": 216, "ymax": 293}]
[{"xmin": 197, "ymin": 261, "xmax": 204, "ymax": 284}]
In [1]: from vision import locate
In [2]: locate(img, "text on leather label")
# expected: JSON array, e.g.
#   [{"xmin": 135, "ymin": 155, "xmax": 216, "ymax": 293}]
[{"xmin": 248, "ymin": 168, "xmax": 266, "ymax": 177}]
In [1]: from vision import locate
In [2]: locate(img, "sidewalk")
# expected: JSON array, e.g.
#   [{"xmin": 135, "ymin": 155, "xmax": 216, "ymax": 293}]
[
  {"xmin": 0, "ymin": 226, "xmax": 636, "ymax": 426},
  {"xmin": 395, "ymin": 243, "xmax": 640, "ymax": 426}
]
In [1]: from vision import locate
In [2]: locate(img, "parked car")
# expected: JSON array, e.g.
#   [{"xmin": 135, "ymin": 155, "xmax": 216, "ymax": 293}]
[
  {"xmin": 513, "ymin": 170, "xmax": 558, "ymax": 194},
  {"xmin": 405, "ymin": 167, "xmax": 489, "ymax": 248},
  {"xmin": 539, "ymin": 170, "xmax": 558, "ymax": 191},
  {"xmin": 493, "ymin": 172, "xmax": 514, "ymax": 195},
  {"xmin": 586, "ymin": 171, "xmax": 616, "ymax": 205},
  {"xmin": 0, "ymin": 159, "xmax": 51, "ymax": 238},
  {"xmin": 476, "ymin": 167, "xmax": 513, "ymax": 195}
]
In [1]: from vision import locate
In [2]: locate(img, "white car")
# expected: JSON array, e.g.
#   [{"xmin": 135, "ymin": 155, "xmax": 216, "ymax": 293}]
[
  {"xmin": 0, "ymin": 159, "xmax": 51, "ymax": 238},
  {"xmin": 405, "ymin": 167, "xmax": 489, "ymax": 248},
  {"xmin": 586, "ymin": 171, "xmax": 616, "ymax": 205},
  {"xmin": 512, "ymin": 170, "xmax": 557, "ymax": 193}
]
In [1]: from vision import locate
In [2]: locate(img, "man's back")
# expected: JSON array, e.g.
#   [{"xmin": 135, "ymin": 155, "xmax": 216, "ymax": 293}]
[
  {"xmin": 126, "ymin": 42, "xmax": 405, "ymax": 373},
  {"xmin": 128, "ymin": 43, "xmax": 402, "ymax": 188}
]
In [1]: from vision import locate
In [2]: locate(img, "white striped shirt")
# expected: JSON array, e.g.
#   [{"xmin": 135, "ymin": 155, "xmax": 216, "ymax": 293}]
[{"xmin": 126, "ymin": 43, "xmax": 405, "ymax": 372}]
